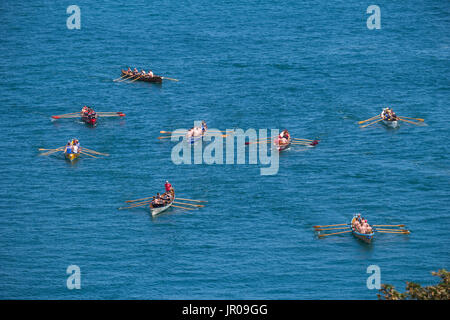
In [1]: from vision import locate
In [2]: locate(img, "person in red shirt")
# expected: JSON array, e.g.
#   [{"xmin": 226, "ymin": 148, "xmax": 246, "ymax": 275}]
[{"xmin": 165, "ymin": 180, "xmax": 173, "ymax": 193}]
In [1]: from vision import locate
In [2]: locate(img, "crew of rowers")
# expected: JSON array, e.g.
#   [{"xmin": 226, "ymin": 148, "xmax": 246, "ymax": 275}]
[
  {"xmin": 65, "ymin": 139, "xmax": 80, "ymax": 154},
  {"xmin": 81, "ymin": 106, "xmax": 97, "ymax": 119},
  {"xmin": 277, "ymin": 129, "xmax": 291, "ymax": 145},
  {"xmin": 186, "ymin": 121, "xmax": 207, "ymax": 139},
  {"xmin": 381, "ymin": 107, "xmax": 398, "ymax": 121},
  {"xmin": 126, "ymin": 67, "xmax": 154, "ymax": 78},
  {"xmin": 150, "ymin": 181, "xmax": 174, "ymax": 208},
  {"xmin": 353, "ymin": 213, "xmax": 373, "ymax": 234}
]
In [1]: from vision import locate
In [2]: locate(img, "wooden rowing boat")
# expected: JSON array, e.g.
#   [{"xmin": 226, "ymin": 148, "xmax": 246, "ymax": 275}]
[
  {"xmin": 121, "ymin": 70, "xmax": 163, "ymax": 83},
  {"xmin": 64, "ymin": 151, "xmax": 80, "ymax": 162},
  {"xmin": 150, "ymin": 190, "xmax": 175, "ymax": 217},
  {"xmin": 351, "ymin": 216, "xmax": 374, "ymax": 244}
]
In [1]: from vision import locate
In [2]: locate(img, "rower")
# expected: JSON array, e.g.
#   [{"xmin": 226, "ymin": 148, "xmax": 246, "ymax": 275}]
[
  {"xmin": 65, "ymin": 142, "xmax": 72, "ymax": 154},
  {"xmin": 201, "ymin": 121, "xmax": 207, "ymax": 133},
  {"xmin": 165, "ymin": 180, "xmax": 173, "ymax": 193},
  {"xmin": 193, "ymin": 126, "xmax": 202, "ymax": 136},
  {"xmin": 127, "ymin": 67, "xmax": 132, "ymax": 72},
  {"xmin": 141, "ymin": 69, "xmax": 146, "ymax": 75},
  {"xmin": 186, "ymin": 128, "xmax": 194, "ymax": 138},
  {"xmin": 133, "ymin": 67, "xmax": 139, "ymax": 74},
  {"xmin": 148, "ymin": 70, "xmax": 154, "ymax": 77}
]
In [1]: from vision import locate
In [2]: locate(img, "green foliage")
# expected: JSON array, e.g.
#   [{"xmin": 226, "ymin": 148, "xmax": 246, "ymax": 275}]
[{"xmin": 378, "ymin": 269, "xmax": 450, "ymax": 300}]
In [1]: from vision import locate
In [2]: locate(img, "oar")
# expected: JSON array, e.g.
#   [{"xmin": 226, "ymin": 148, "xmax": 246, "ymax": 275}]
[
  {"xmin": 315, "ymin": 227, "xmax": 351, "ymax": 231},
  {"xmin": 360, "ymin": 118, "xmax": 383, "ymax": 128},
  {"xmin": 123, "ymin": 200, "xmax": 152, "ymax": 207},
  {"xmin": 398, "ymin": 116, "xmax": 424, "ymax": 122},
  {"xmin": 40, "ymin": 148, "xmax": 65, "ymax": 156},
  {"xmin": 52, "ymin": 114, "xmax": 81, "ymax": 119},
  {"xmin": 118, "ymin": 202, "xmax": 149, "ymax": 210},
  {"xmin": 96, "ymin": 113, "xmax": 126, "ymax": 117},
  {"xmin": 81, "ymin": 148, "xmax": 109, "ymax": 156},
  {"xmin": 80, "ymin": 151, "xmax": 98, "ymax": 159},
  {"xmin": 292, "ymin": 138, "xmax": 315, "ymax": 141},
  {"xmin": 245, "ymin": 141, "xmax": 271, "ymax": 145},
  {"xmin": 175, "ymin": 198, "xmax": 208, "ymax": 203},
  {"xmin": 112, "ymin": 74, "xmax": 127, "ymax": 82},
  {"xmin": 374, "ymin": 228, "xmax": 409, "ymax": 232},
  {"xmin": 173, "ymin": 202, "xmax": 204, "ymax": 207},
  {"xmin": 373, "ymin": 225, "xmax": 406, "ymax": 227},
  {"xmin": 313, "ymin": 223, "xmax": 349, "ymax": 228},
  {"xmin": 126, "ymin": 202, "xmax": 153, "ymax": 209},
  {"xmin": 38, "ymin": 146, "xmax": 65, "ymax": 151},
  {"xmin": 358, "ymin": 115, "xmax": 381, "ymax": 124},
  {"xmin": 318, "ymin": 230, "xmax": 352, "ymax": 238},
  {"xmin": 116, "ymin": 74, "xmax": 136, "ymax": 82},
  {"xmin": 160, "ymin": 130, "xmax": 231, "ymax": 134},
  {"xmin": 162, "ymin": 77, "xmax": 179, "ymax": 82},
  {"xmin": 398, "ymin": 118, "xmax": 422, "ymax": 126},
  {"xmin": 376, "ymin": 230, "xmax": 410, "ymax": 234},
  {"xmin": 172, "ymin": 204, "xmax": 195, "ymax": 210},
  {"xmin": 129, "ymin": 75, "xmax": 142, "ymax": 83},
  {"xmin": 125, "ymin": 196, "xmax": 153, "ymax": 203}
]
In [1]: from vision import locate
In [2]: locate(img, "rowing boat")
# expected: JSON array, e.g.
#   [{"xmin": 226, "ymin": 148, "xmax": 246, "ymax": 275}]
[
  {"xmin": 351, "ymin": 216, "xmax": 374, "ymax": 244},
  {"xmin": 64, "ymin": 151, "xmax": 80, "ymax": 162},
  {"xmin": 121, "ymin": 70, "xmax": 163, "ymax": 83},
  {"xmin": 274, "ymin": 136, "xmax": 291, "ymax": 151},
  {"xmin": 150, "ymin": 190, "xmax": 175, "ymax": 217},
  {"xmin": 382, "ymin": 118, "xmax": 399, "ymax": 128},
  {"xmin": 81, "ymin": 113, "xmax": 97, "ymax": 126},
  {"xmin": 187, "ymin": 126, "xmax": 207, "ymax": 144}
]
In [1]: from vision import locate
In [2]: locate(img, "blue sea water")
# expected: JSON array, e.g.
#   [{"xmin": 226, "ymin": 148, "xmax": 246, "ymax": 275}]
[{"xmin": 0, "ymin": 0, "xmax": 449, "ymax": 299}]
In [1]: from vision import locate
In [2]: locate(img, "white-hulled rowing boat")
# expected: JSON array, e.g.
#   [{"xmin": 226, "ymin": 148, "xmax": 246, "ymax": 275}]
[
  {"xmin": 150, "ymin": 191, "xmax": 175, "ymax": 217},
  {"xmin": 382, "ymin": 119, "xmax": 399, "ymax": 128},
  {"xmin": 187, "ymin": 128, "xmax": 207, "ymax": 144}
]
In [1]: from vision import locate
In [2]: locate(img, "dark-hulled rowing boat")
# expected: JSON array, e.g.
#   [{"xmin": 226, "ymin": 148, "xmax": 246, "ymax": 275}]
[{"xmin": 121, "ymin": 70, "xmax": 163, "ymax": 83}]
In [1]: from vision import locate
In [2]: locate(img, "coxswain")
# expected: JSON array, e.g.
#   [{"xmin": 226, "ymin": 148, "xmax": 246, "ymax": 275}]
[
  {"xmin": 389, "ymin": 108, "xmax": 397, "ymax": 120},
  {"xmin": 165, "ymin": 181, "xmax": 173, "ymax": 193}
]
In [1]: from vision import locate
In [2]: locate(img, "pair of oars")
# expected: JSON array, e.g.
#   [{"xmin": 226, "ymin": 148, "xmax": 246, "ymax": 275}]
[
  {"xmin": 359, "ymin": 115, "xmax": 425, "ymax": 128},
  {"xmin": 313, "ymin": 223, "xmax": 352, "ymax": 238},
  {"xmin": 313, "ymin": 223, "xmax": 410, "ymax": 237},
  {"xmin": 120, "ymin": 196, "xmax": 207, "ymax": 211},
  {"xmin": 52, "ymin": 112, "xmax": 125, "ymax": 119},
  {"xmin": 114, "ymin": 74, "xmax": 179, "ymax": 82},
  {"xmin": 38, "ymin": 146, "xmax": 108, "ymax": 158},
  {"xmin": 158, "ymin": 130, "xmax": 230, "ymax": 140}
]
